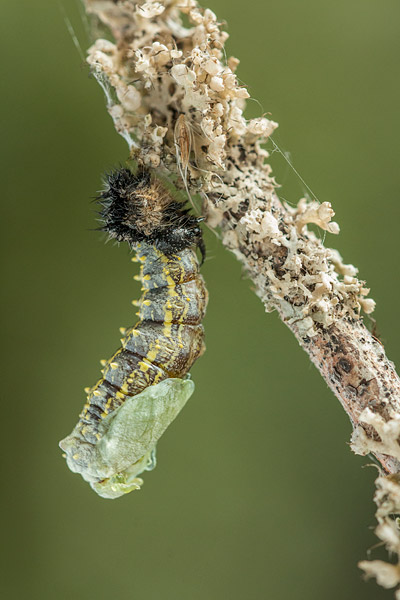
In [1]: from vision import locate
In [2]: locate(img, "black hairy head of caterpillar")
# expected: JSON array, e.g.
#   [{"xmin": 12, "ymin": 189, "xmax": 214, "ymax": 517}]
[{"xmin": 98, "ymin": 167, "xmax": 206, "ymax": 263}]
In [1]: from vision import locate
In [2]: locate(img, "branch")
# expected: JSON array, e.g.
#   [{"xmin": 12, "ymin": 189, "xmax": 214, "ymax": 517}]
[{"xmin": 82, "ymin": 0, "xmax": 400, "ymax": 592}]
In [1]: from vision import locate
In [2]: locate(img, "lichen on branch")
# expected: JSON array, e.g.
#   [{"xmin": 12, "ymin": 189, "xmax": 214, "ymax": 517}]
[
  {"xmin": 359, "ymin": 475, "xmax": 400, "ymax": 598},
  {"xmin": 82, "ymin": 0, "xmax": 400, "ymax": 593},
  {"xmin": 84, "ymin": 0, "xmax": 374, "ymax": 333}
]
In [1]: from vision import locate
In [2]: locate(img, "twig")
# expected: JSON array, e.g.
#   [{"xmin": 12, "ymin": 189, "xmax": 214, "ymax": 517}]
[{"xmin": 81, "ymin": 0, "xmax": 400, "ymax": 593}]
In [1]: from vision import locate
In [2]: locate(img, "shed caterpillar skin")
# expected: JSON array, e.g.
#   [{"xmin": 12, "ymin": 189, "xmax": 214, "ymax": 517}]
[{"xmin": 59, "ymin": 168, "xmax": 208, "ymax": 499}]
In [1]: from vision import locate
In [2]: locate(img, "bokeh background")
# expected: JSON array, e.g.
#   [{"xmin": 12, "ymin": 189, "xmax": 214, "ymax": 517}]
[{"xmin": 2, "ymin": 1, "xmax": 400, "ymax": 598}]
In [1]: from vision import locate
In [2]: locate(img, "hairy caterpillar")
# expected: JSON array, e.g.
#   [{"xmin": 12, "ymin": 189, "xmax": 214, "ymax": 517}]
[{"xmin": 59, "ymin": 168, "xmax": 208, "ymax": 499}]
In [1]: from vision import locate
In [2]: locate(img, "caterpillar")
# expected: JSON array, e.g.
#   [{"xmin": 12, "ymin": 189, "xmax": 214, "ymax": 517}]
[{"xmin": 59, "ymin": 168, "xmax": 208, "ymax": 499}]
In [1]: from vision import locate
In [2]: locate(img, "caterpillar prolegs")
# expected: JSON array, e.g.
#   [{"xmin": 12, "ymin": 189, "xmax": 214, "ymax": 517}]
[{"xmin": 59, "ymin": 168, "xmax": 208, "ymax": 499}]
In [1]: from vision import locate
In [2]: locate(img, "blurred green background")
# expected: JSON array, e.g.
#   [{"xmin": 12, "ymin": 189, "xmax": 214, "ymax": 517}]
[{"xmin": 2, "ymin": 1, "xmax": 400, "ymax": 598}]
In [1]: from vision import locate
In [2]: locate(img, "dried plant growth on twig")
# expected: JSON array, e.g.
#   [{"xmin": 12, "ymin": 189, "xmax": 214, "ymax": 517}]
[
  {"xmin": 82, "ymin": 0, "xmax": 400, "ymax": 592},
  {"xmin": 359, "ymin": 475, "xmax": 400, "ymax": 597}
]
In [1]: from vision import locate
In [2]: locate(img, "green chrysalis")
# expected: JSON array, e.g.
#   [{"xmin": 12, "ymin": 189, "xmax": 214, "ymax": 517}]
[{"xmin": 60, "ymin": 378, "xmax": 195, "ymax": 499}]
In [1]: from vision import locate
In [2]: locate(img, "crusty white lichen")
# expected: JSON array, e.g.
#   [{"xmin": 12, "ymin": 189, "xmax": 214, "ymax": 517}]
[
  {"xmin": 351, "ymin": 411, "xmax": 400, "ymax": 596},
  {"xmin": 352, "ymin": 409, "xmax": 400, "ymax": 463},
  {"xmin": 84, "ymin": 0, "xmax": 374, "ymax": 340},
  {"xmin": 359, "ymin": 475, "xmax": 400, "ymax": 596}
]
